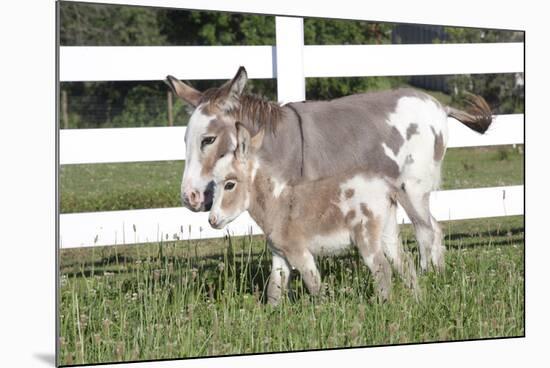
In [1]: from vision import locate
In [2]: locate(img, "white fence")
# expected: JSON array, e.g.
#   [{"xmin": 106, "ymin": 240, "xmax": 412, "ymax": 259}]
[{"xmin": 59, "ymin": 10, "xmax": 524, "ymax": 249}]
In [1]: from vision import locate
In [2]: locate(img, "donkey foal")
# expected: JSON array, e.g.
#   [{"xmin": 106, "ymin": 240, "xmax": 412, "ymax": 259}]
[{"xmin": 208, "ymin": 123, "xmax": 418, "ymax": 305}]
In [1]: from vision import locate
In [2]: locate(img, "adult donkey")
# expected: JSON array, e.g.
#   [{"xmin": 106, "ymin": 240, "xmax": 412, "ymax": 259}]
[{"xmin": 165, "ymin": 67, "xmax": 492, "ymax": 272}]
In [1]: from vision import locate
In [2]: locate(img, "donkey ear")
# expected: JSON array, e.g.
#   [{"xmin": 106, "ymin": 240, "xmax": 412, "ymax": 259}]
[
  {"xmin": 250, "ymin": 127, "xmax": 265, "ymax": 151},
  {"xmin": 228, "ymin": 66, "xmax": 248, "ymax": 97},
  {"xmin": 235, "ymin": 122, "xmax": 251, "ymax": 162},
  {"xmin": 165, "ymin": 75, "xmax": 202, "ymax": 107}
]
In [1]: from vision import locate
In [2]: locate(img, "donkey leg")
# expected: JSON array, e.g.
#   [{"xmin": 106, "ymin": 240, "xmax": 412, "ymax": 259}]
[
  {"xmin": 430, "ymin": 215, "xmax": 446, "ymax": 272},
  {"xmin": 285, "ymin": 249, "xmax": 322, "ymax": 296},
  {"xmin": 380, "ymin": 202, "xmax": 401, "ymax": 268},
  {"xmin": 396, "ymin": 186, "xmax": 436, "ymax": 273},
  {"xmin": 354, "ymin": 221, "xmax": 392, "ymax": 302},
  {"xmin": 381, "ymin": 203, "xmax": 418, "ymax": 292},
  {"xmin": 267, "ymin": 252, "xmax": 292, "ymax": 305}
]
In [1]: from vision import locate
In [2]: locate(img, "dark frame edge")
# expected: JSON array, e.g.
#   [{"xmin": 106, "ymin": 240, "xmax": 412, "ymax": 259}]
[{"xmin": 55, "ymin": 1, "xmax": 61, "ymax": 367}]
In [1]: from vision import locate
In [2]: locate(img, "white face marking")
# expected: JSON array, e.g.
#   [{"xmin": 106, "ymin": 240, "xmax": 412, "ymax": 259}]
[
  {"xmin": 181, "ymin": 105, "xmax": 217, "ymax": 193},
  {"xmin": 212, "ymin": 154, "xmax": 235, "ymax": 181}
]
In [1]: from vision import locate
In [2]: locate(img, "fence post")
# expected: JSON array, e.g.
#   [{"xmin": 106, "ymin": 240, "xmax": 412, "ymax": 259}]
[
  {"xmin": 61, "ymin": 89, "xmax": 69, "ymax": 129},
  {"xmin": 275, "ymin": 17, "xmax": 305, "ymax": 104},
  {"xmin": 167, "ymin": 91, "xmax": 173, "ymax": 126}
]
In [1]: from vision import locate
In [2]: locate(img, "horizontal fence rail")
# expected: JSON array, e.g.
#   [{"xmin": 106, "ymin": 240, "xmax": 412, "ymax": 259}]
[
  {"xmin": 60, "ymin": 43, "xmax": 523, "ymax": 82},
  {"xmin": 58, "ymin": 14, "xmax": 524, "ymax": 248},
  {"xmin": 60, "ymin": 114, "xmax": 523, "ymax": 165},
  {"xmin": 61, "ymin": 127, "xmax": 187, "ymax": 164},
  {"xmin": 60, "ymin": 46, "xmax": 275, "ymax": 82},
  {"xmin": 303, "ymin": 43, "xmax": 524, "ymax": 78},
  {"xmin": 60, "ymin": 185, "xmax": 524, "ymax": 248}
]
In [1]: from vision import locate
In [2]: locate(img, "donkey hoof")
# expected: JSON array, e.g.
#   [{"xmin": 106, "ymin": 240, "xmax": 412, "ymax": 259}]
[
  {"xmin": 433, "ymin": 262, "xmax": 445, "ymax": 273},
  {"xmin": 267, "ymin": 297, "xmax": 281, "ymax": 306}
]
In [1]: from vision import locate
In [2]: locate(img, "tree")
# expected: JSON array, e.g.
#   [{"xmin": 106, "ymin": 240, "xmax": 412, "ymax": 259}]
[
  {"xmin": 304, "ymin": 18, "xmax": 406, "ymax": 99},
  {"xmin": 444, "ymin": 28, "xmax": 524, "ymax": 114},
  {"xmin": 60, "ymin": 3, "xmax": 165, "ymax": 46},
  {"xmin": 60, "ymin": 3, "xmax": 168, "ymax": 128},
  {"xmin": 59, "ymin": 2, "xmax": 523, "ymax": 128}
]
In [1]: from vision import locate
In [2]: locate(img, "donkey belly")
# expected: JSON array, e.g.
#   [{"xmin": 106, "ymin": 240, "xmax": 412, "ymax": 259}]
[{"xmin": 308, "ymin": 230, "xmax": 352, "ymax": 255}]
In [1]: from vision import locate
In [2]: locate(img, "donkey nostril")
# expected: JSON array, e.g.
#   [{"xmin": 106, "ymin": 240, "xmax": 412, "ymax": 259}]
[{"xmin": 189, "ymin": 190, "xmax": 203, "ymax": 206}]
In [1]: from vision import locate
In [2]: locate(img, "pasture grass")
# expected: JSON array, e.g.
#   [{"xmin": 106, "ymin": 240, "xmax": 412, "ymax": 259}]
[
  {"xmin": 59, "ymin": 145, "xmax": 523, "ymax": 214},
  {"xmin": 59, "ymin": 215, "xmax": 524, "ymax": 366}
]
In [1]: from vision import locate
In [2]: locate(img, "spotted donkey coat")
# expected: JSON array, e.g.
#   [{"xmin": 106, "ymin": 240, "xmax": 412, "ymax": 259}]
[
  {"xmin": 166, "ymin": 67, "xmax": 492, "ymax": 274},
  {"xmin": 208, "ymin": 123, "xmax": 418, "ymax": 304}
]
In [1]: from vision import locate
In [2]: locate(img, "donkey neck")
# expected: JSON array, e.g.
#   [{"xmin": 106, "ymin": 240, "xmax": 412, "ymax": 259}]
[
  {"xmin": 246, "ymin": 161, "xmax": 292, "ymax": 236},
  {"xmin": 237, "ymin": 105, "xmax": 303, "ymax": 185}
]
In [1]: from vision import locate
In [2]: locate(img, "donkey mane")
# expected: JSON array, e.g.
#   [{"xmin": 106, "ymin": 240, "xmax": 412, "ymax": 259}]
[
  {"xmin": 200, "ymin": 88, "xmax": 285, "ymax": 134},
  {"xmin": 232, "ymin": 94, "xmax": 285, "ymax": 134}
]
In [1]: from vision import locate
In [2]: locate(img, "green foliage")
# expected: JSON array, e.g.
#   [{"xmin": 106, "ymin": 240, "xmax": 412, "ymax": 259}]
[
  {"xmin": 444, "ymin": 28, "xmax": 524, "ymax": 114},
  {"xmin": 443, "ymin": 28, "xmax": 523, "ymax": 44},
  {"xmin": 304, "ymin": 18, "xmax": 392, "ymax": 45},
  {"xmin": 303, "ymin": 19, "xmax": 403, "ymax": 99},
  {"xmin": 307, "ymin": 76, "xmax": 407, "ymax": 100},
  {"xmin": 60, "ymin": 3, "xmax": 166, "ymax": 46},
  {"xmin": 59, "ymin": 3, "xmax": 524, "ymax": 128},
  {"xmin": 62, "ymin": 81, "xmax": 186, "ymax": 128},
  {"xmin": 158, "ymin": 10, "xmax": 275, "ymax": 46},
  {"xmin": 448, "ymin": 73, "xmax": 524, "ymax": 114},
  {"xmin": 60, "ymin": 4, "xmax": 279, "ymax": 128},
  {"xmin": 110, "ymin": 85, "xmax": 183, "ymax": 128}
]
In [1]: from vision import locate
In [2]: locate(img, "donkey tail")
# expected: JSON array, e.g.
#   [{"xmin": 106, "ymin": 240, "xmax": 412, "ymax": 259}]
[{"xmin": 446, "ymin": 93, "xmax": 493, "ymax": 134}]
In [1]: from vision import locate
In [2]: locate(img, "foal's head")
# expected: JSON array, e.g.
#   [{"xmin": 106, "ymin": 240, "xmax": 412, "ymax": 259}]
[{"xmin": 208, "ymin": 123, "xmax": 264, "ymax": 229}]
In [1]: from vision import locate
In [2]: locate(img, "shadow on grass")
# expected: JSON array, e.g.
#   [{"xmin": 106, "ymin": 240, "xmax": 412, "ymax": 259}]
[
  {"xmin": 402, "ymin": 226, "xmax": 524, "ymax": 250},
  {"xmin": 60, "ymin": 222, "xmax": 523, "ymax": 307},
  {"xmin": 443, "ymin": 226, "xmax": 524, "ymax": 241},
  {"xmin": 61, "ymin": 240, "xmax": 381, "ymax": 305}
]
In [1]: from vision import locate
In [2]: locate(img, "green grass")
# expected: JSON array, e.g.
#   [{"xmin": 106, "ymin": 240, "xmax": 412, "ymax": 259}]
[
  {"xmin": 60, "ymin": 160, "xmax": 184, "ymax": 213},
  {"xmin": 60, "ymin": 145, "xmax": 523, "ymax": 213},
  {"xmin": 59, "ymin": 142, "xmax": 524, "ymax": 365},
  {"xmin": 442, "ymin": 146, "xmax": 523, "ymax": 190},
  {"xmin": 59, "ymin": 215, "xmax": 524, "ymax": 365}
]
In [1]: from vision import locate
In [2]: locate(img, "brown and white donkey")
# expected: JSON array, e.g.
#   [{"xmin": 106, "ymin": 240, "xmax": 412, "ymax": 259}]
[
  {"xmin": 166, "ymin": 67, "xmax": 492, "ymax": 273},
  {"xmin": 208, "ymin": 122, "xmax": 418, "ymax": 304}
]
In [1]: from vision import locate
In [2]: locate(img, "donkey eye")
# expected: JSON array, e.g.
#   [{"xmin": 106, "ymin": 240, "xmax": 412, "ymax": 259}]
[
  {"xmin": 224, "ymin": 182, "xmax": 236, "ymax": 191},
  {"xmin": 201, "ymin": 136, "xmax": 216, "ymax": 149}
]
